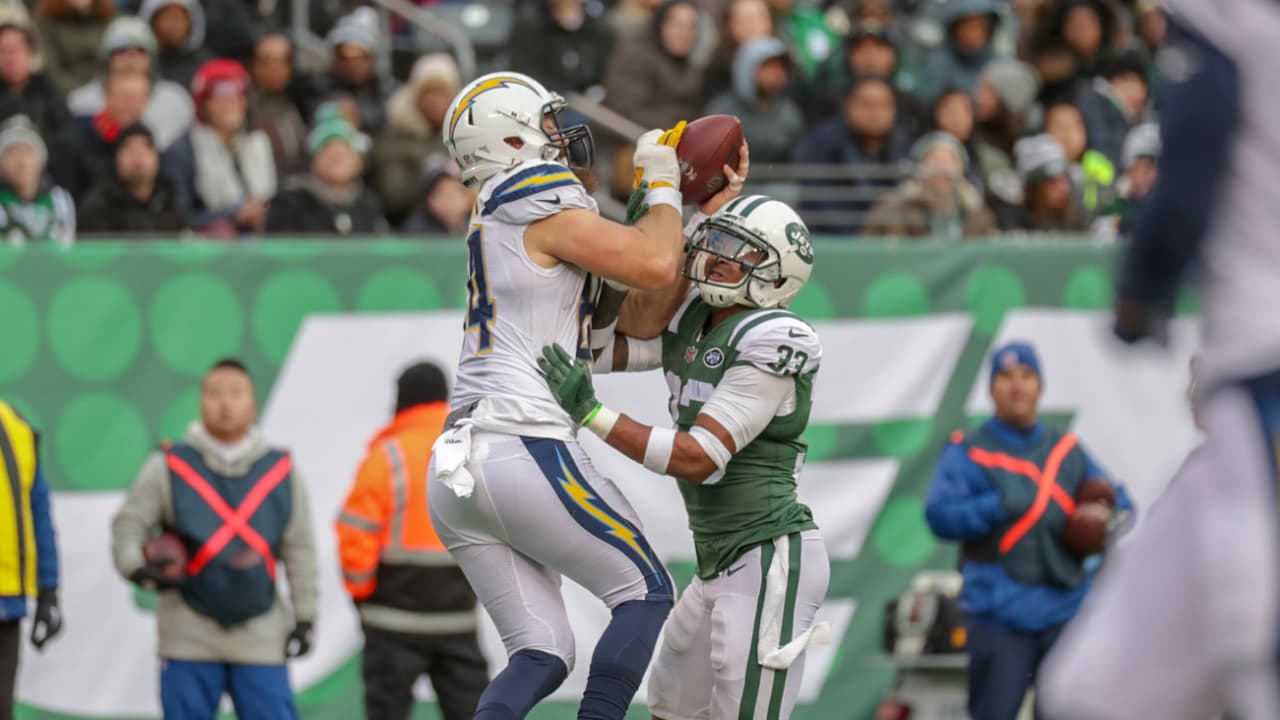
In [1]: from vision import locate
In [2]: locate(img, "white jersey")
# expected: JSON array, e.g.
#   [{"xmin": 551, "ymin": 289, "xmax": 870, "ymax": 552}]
[
  {"xmin": 1166, "ymin": 0, "xmax": 1280, "ymax": 384},
  {"xmin": 451, "ymin": 160, "xmax": 601, "ymax": 440}
]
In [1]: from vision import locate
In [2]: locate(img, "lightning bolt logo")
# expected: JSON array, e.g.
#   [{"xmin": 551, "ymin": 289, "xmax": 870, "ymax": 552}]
[
  {"xmin": 448, "ymin": 76, "xmax": 537, "ymax": 138},
  {"xmin": 555, "ymin": 449, "xmax": 656, "ymax": 572}
]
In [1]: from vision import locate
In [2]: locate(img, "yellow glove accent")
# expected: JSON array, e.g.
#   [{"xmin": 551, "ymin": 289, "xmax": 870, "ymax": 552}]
[{"xmin": 657, "ymin": 120, "xmax": 687, "ymax": 149}]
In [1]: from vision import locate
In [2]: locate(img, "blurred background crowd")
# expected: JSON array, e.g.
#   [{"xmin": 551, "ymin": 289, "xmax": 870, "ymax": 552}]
[{"xmin": 0, "ymin": 0, "xmax": 1169, "ymax": 243}]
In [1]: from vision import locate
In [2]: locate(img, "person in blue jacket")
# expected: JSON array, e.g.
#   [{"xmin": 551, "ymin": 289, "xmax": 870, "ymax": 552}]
[{"xmin": 924, "ymin": 341, "xmax": 1133, "ymax": 720}]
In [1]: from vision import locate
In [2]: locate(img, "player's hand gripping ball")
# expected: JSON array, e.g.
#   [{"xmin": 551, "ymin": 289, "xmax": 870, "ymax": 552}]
[{"xmin": 675, "ymin": 114, "xmax": 745, "ymax": 205}]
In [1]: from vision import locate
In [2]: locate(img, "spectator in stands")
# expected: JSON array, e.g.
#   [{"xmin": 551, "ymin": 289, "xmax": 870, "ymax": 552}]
[
  {"xmin": 1024, "ymin": 0, "xmax": 1116, "ymax": 97},
  {"xmin": 111, "ymin": 359, "xmax": 317, "ymax": 720},
  {"xmin": 51, "ymin": 68, "xmax": 149, "ymax": 198},
  {"xmin": 609, "ymin": 0, "xmax": 664, "ymax": 39},
  {"xmin": 921, "ymin": 0, "xmax": 1000, "ymax": 103},
  {"xmin": 703, "ymin": 0, "xmax": 773, "ymax": 100},
  {"xmin": 0, "ymin": 398, "xmax": 62, "ymax": 715},
  {"xmin": 33, "ymin": 0, "xmax": 113, "ymax": 95},
  {"xmin": 931, "ymin": 87, "xmax": 982, "ymax": 192},
  {"xmin": 138, "ymin": 0, "xmax": 211, "ymax": 89},
  {"xmin": 767, "ymin": 0, "xmax": 838, "ymax": 82},
  {"xmin": 973, "ymin": 59, "xmax": 1039, "ymax": 208},
  {"xmin": 248, "ymin": 32, "xmax": 307, "ymax": 178},
  {"xmin": 163, "ymin": 59, "xmax": 276, "ymax": 239},
  {"xmin": 863, "ymin": 131, "xmax": 995, "ymax": 240},
  {"xmin": 924, "ymin": 341, "xmax": 1132, "ymax": 720},
  {"xmin": 0, "ymin": 16, "xmax": 70, "ymax": 137},
  {"xmin": 78, "ymin": 122, "xmax": 188, "ymax": 235},
  {"xmin": 0, "ymin": 117, "xmax": 74, "ymax": 245},
  {"xmin": 1042, "ymin": 99, "xmax": 1113, "ymax": 218},
  {"xmin": 304, "ymin": 9, "xmax": 394, "ymax": 136},
  {"xmin": 402, "ymin": 163, "xmax": 473, "ymax": 236},
  {"xmin": 266, "ymin": 112, "xmax": 387, "ymax": 236},
  {"xmin": 794, "ymin": 75, "xmax": 910, "ymax": 234},
  {"xmin": 201, "ymin": 0, "xmax": 255, "ymax": 64},
  {"xmin": 336, "ymin": 362, "xmax": 488, "ymax": 720},
  {"xmin": 1078, "ymin": 49, "xmax": 1150, "ymax": 168},
  {"xmin": 996, "ymin": 134, "xmax": 1088, "ymax": 232},
  {"xmin": 1096, "ymin": 122, "xmax": 1158, "ymax": 239},
  {"xmin": 66, "ymin": 17, "xmax": 193, "ymax": 150},
  {"xmin": 374, "ymin": 53, "xmax": 460, "ymax": 228},
  {"xmin": 808, "ymin": 21, "xmax": 924, "ymax": 133},
  {"xmin": 705, "ymin": 37, "xmax": 803, "ymax": 165},
  {"xmin": 510, "ymin": 0, "xmax": 613, "ymax": 97},
  {"xmin": 604, "ymin": 0, "xmax": 704, "ymax": 131}
]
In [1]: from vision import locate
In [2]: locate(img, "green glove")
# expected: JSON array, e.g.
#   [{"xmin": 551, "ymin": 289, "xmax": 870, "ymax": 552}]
[
  {"xmin": 537, "ymin": 344, "xmax": 599, "ymax": 424},
  {"xmin": 625, "ymin": 180, "xmax": 650, "ymax": 226}
]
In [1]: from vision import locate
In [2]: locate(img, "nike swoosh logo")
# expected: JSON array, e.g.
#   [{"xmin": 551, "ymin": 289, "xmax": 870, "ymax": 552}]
[
  {"xmin": 788, "ymin": 328, "xmax": 807, "ymax": 338},
  {"xmin": 725, "ymin": 564, "xmax": 747, "ymax": 577},
  {"xmin": 538, "ymin": 195, "xmax": 562, "ymax": 205}
]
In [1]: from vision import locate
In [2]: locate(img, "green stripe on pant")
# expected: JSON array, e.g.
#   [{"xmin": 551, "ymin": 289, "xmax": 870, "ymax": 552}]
[
  {"xmin": 738, "ymin": 540, "xmax": 775, "ymax": 719},
  {"xmin": 766, "ymin": 532, "xmax": 804, "ymax": 719}
]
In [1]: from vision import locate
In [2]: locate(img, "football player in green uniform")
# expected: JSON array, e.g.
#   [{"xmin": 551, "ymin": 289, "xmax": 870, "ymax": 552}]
[{"xmin": 538, "ymin": 196, "xmax": 830, "ymax": 720}]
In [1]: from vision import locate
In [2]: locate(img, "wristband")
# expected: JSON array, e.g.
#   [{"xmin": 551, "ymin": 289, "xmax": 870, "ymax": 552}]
[
  {"xmin": 644, "ymin": 186, "xmax": 682, "ymax": 213},
  {"xmin": 642, "ymin": 426, "xmax": 677, "ymax": 474},
  {"xmin": 584, "ymin": 404, "xmax": 620, "ymax": 438}
]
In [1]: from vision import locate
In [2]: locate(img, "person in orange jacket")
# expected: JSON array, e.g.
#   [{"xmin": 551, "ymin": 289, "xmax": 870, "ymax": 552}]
[{"xmin": 336, "ymin": 362, "xmax": 488, "ymax": 720}]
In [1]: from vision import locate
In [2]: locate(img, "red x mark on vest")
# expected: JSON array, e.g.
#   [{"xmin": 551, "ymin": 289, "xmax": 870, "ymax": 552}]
[
  {"xmin": 966, "ymin": 433, "xmax": 1079, "ymax": 554},
  {"xmin": 167, "ymin": 452, "xmax": 292, "ymax": 580}
]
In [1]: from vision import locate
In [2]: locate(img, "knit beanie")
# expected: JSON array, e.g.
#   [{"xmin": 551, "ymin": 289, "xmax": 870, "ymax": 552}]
[
  {"xmin": 0, "ymin": 116, "xmax": 46, "ymax": 165},
  {"xmin": 980, "ymin": 59, "xmax": 1040, "ymax": 117},
  {"xmin": 307, "ymin": 114, "xmax": 368, "ymax": 157},
  {"xmin": 1014, "ymin": 134, "xmax": 1067, "ymax": 185},
  {"xmin": 99, "ymin": 16, "xmax": 158, "ymax": 62},
  {"xmin": 1122, "ymin": 122, "xmax": 1160, "ymax": 169},
  {"xmin": 990, "ymin": 341, "xmax": 1041, "ymax": 384}
]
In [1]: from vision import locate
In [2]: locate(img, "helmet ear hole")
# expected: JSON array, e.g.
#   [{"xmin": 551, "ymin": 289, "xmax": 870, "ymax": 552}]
[{"xmin": 504, "ymin": 136, "xmax": 524, "ymax": 149}]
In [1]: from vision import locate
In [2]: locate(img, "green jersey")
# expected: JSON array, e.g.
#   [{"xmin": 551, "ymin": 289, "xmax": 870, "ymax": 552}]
[
  {"xmin": 661, "ymin": 292, "xmax": 820, "ymax": 579},
  {"xmin": 0, "ymin": 185, "xmax": 74, "ymax": 247}
]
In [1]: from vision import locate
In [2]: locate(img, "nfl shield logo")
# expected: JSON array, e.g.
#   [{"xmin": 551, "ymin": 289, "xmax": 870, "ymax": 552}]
[{"xmin": 685, "ymin": 346, "xmax": 697, "ymax": 363}]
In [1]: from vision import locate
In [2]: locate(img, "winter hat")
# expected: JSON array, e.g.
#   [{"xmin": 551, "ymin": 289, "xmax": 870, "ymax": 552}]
[
  {"xmin": 911, "ymin": 131, "xmax": 969, "ymax": 173},
  {"xmin": 990, "ymin": 341, "xmax": 1041, "ymax": 384},
  {"xmin": 408, "ymin": 53, "xmax": 462, "ymax": 93},
  {"xmin": 1014, "ymin": 134, "xmax": 1067, "ymax": 185},
  {"xmin": 980, "ymin": 59, "xmax": 1040, "ymax": 117},
  {"xmin": 114, "ymin": 122, "xmax": 156, "ymax": 151},
  {"xmin": 1122, "ymin": 122, "xmax": 1160, "ymax": 169},
  {"xmin": 191, "ymin": 58, "xmax": 248, "ymax": 108},
  {"xmin": 395, "ymin": 361, "xmax": 449, "ymax": 412},
  {"xmin": 0, "ymin": 116, "xmax": 46, "ymax": 166},
  {"xmin": 307, "ymin": 114, "xmax": 368, "ymax": 157},
  {"xmin": 100, "ymin": 16, "xmax": 158, "ymax": 60},
  {"xmin": 326, "ymin": 7, "xmax": 381, "ymax": 55}
]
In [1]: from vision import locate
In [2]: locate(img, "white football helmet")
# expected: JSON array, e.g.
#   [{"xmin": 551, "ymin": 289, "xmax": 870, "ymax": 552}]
[
  {"xmin": 443, "ymin": 71, "xmax": 593, "ymax": 187},
  {"xmin": 683, "ymin": 195, "xmax": 815, "ymax": 309}
]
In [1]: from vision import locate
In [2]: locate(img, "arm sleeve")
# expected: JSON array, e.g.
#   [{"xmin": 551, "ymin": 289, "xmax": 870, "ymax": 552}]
[
  {"xmin": 30, "ymin": 459, "xmax": 58, "ymax": 590},
  {"xmin": 697, "ymin": 364, "xmax": 793, "ymax": 453},
  {"xmin": 281, "ymin": 470, "xmax": 319, "ymax": 621},
  {"xmin": 1119, "ymin": 21, "xmax": 1241, "ymax": 307},
  {"xmin": 335, "ymin": 447, "xmax": 390, "ymax": 600},
  {"xmin": 110, "ymin": 452, "xmax": 170, "ymax": 579},
  {"xmin": 923, "ymin": 443, "xmax": 1007, "ymax": 541}
]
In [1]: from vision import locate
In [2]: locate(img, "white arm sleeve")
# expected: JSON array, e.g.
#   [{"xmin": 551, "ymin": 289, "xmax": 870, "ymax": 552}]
[
  {"xmin": 697, "ymin": 364, "xmax": 795, "ymax": 453},
  {"xmin": 592, "ymin": 335, "xmax": 663, "ymax": 374}
]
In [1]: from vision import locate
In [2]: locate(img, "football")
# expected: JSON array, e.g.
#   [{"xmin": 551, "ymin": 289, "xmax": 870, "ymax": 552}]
[
  {"xmin": 675, "ymin": 114, "xmax": 744, "ymax": 205},
  {"xmin": 1076, "ymin": 477, "xmax": 1116, "ymax": 507},
  {"xmin": 143, "ymin": 531, "xmax": 189, "ymax": 579},
  {"xmin": 1063, "ymin": 502, "xmax": 1111, "ymax": 557}
]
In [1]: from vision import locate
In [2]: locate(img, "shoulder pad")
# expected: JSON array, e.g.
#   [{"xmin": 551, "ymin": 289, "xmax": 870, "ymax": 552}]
[
  {"xmin": 728, "ymin": 311, "xmax": 821, "ymax": 377},
  {"xmin": 481, "ymin": 162, "xmax": 595, "ymax": 224}
]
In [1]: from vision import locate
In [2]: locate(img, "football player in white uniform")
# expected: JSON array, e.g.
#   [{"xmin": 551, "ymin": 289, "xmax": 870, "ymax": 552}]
[{"xmin": 426, "ymin": 71, "xmax": 741, "ymax": 720}]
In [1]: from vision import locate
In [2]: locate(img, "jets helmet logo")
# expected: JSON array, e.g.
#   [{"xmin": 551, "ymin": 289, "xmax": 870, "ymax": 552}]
[{"xmin": 785, "ymin": 222, "xmax": 813, "ymax": 264}]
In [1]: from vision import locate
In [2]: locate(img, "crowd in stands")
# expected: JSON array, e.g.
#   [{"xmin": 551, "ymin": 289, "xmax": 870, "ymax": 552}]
[{"xmin": 0, "ymin": 0, "xmax": 1168, "ymax": 243}]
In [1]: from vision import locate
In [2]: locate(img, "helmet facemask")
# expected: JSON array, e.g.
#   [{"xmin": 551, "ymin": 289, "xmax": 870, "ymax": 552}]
[
  {"xmin": 682, "ymin": 218, "xmax": 782, "ymax": 308},
  {"xmin": 540, "ymin": 95, "xmax": 594, "ymax": 175}
]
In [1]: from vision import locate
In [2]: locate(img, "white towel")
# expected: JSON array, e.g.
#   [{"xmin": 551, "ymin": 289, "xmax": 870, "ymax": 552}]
[
  {"xmin": 757, "ymin": 534, "xmax": 832, "ymax": 670},
  {"xmin": 431, "ymin": 422, "xmax": 475, "ymax": 498}
]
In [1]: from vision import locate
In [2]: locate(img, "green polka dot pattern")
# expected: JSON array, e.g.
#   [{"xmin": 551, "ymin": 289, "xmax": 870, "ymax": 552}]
[
  {"xmin": 151, "ymin": 274, "xmax": 244, "ymax": 376},
  {"xmin": 357, "ymin": 269, "xmax": 443, "ymax": 311},
  {"xmin": 862, "ymin": 273, "xmax": 930, "ymax": 317},
  {"xmin": 0, "ymin": 281, "xmax": 38, "ymax": 382},
  {"xmin": 965, "ymin": 265, "xmax": 1025, "ymax": 335},
  {"xmin": 789, "ymin": 279, "xmax": 834, "ymax": 320},
  {"xmin": 1063, "ymin": 267, "xmax": 1112, "ymax": 309},
  {"xmin": 160, "ymin": 386, "xmax": 201, "ymax": 442},
  {"xmin": 48, "ymin": 277, "xmax": 143, "ymax": 382},
  {"xmin": 871, "ymin": 497, "xmax": 936, "ymax": 567},
  {"xmin": 54, "ymin": 393, "xmax": 149, "ymax": 491},
  {"xmin": 251, "ymin": 270, "xmax": 343, "ymax": 365}
]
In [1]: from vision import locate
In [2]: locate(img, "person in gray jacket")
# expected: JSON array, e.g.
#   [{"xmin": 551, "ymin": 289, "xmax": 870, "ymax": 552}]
[
  {"xmin": 111, "ymin": 358, "xmax": 318, "ymax": 720},
  {"xmin": 704, "ymin": 36, "xmax": 804, "ymax": 165}
]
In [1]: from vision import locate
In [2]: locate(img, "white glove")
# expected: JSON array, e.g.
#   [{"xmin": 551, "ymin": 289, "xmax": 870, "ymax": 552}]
[{"xmin": 633, "ymin": 129, "xmax": 680, "ymax": 191}]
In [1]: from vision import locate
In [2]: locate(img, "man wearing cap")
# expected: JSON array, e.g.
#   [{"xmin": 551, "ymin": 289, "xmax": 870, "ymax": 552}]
[
  {"xmin": 924, "ymin": 341, "xmax": 1133, "ymax": 720},
  {"xmin": 78, "ymin": 122, "xmax": 188, "ymax": 236},
  {"xmin": 0, "ymin": 116, "xmax": 74, "ymax": 246},
  {"xmin": 863, "ymin": 131, "xmax": 995, "ymax": 239},
  {"xmin": 65, "ymin": 16, "xmax": 193, "ymax": 150},
  {"xmin": 301, "ymin": 8, "xmax": 393, "ymax": 135},
  {"xmin": 336, "ymin": 362, "xmax": 487, "ymax": 720},
  {"xmin": 162, "ymin": 58, "xmax": 276, "ymax": 238},
  {"xmin": 994, "ymin": 134, "xmax": 1088, "ymax": 232},
  {"xmin": 265, "ymin": 112, "xmax": 387, "ymax": 236}
]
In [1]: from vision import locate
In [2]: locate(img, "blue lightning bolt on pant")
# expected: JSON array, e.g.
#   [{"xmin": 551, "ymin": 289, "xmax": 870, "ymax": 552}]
[{"xmin": 427, "ymin": 431, "xmax": 674, "ymax": 718}]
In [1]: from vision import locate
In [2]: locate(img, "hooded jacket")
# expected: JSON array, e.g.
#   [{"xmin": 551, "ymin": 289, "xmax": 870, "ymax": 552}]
[
  {"xmin": 373, "ymin": 53, "xmax": 458, "ymax": 224},
  {"xmin": 111, "ymin": 422, "xmax": 318, "ymax": 663},
  {"xmin": 603, "ymin": 0, "xmax": 704, "ymax": 130},
  {"xmin": 921, "ymin": 0, "xmax": 999, "ymax": 102},
  {"xmin": 704, "ymin": 37, "xmax": 804, "ymax": 164},
  {"xmin": 138, "ymin": 0, "xmax": 212, "ymax": 88}
]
